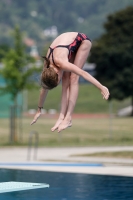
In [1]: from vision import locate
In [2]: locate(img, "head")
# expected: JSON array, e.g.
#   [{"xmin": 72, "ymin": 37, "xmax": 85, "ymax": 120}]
[{"xmin": 41, "ymin": 56, "xmax": 61, "ymax": 90}]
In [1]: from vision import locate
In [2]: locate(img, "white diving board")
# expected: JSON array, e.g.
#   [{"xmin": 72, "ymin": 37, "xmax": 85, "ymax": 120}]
[{"xmin": 0, "ymin": 182, "xmax": 49, "ymax": 193}]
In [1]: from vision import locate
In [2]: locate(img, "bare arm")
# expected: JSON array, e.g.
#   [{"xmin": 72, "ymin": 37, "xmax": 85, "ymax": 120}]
[
  {"xmin": 56, "ymin": 60, "xmax": 110, "ymax": 100},
  {"xmin": 38, "ymin": 88, "xmax": 48, "ymax": 108},
  {"xmin": 31, "ymin": 88, "xmax": 48, "ymax": 125}
]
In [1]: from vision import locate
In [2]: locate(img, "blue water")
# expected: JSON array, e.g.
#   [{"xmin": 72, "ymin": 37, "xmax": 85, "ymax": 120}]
[
  {"xmin": 0, "ymin": 168, "xmax": 133, "ymax": 200},
  {"xmin": 0, "ymin": 162, "xmax": 103, "ymax": 167}
]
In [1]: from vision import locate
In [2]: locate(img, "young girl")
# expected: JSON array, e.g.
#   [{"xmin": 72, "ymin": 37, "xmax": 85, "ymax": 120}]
[{"xmin": 31, "ymin": 32, "xmax": 110, "ymax": 132}]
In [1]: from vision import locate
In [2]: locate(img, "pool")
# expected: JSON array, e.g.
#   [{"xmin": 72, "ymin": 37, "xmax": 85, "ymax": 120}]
[{"xmin": 0, "ymin": 168, "xmax": 133, "ymax": 200}]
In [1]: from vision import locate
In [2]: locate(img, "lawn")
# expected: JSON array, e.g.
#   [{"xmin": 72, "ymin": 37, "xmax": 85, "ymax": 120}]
[
  {"xmin": 0, "ymin": 84, "xmax": 132, "ymax": 148},
  {"xmin": 0, "ymin": 116, "xmax": 133, "ymax": 147},
  {"xmin": 27, "ymin": 84, "xmax": 131, "ymax": 114}
]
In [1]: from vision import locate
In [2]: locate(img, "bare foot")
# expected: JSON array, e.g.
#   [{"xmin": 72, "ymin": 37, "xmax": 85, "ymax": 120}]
[
  {"xmin": 57, "ymin": 120, "xmax": 72, "ymax": 133},
  {"xmin": 51, "ymin": 118, "xmax": 64, "ymax": 132}
]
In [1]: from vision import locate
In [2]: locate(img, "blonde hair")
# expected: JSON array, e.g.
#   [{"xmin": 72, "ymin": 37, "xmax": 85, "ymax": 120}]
[{"xmin": 41, "ymin": 56, "xmax": 58, "ymax": 90}]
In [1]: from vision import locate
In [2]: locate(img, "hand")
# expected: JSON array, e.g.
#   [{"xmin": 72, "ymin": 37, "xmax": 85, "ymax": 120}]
[
  {"xmin": 30, "ymin": 110, "xmax": 41, "ymax": 125},
  {"xmin": 101, "ymin": 86, "xmax": 110, "ymax": 100}
]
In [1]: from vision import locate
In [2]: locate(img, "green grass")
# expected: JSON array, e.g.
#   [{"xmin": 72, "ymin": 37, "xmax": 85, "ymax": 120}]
[
  {"xmin": 0, "ymin": 117, "xmax": 133, "ymax": 147},
  {"xmin": 28, "ymin": 84, "xmax": 131, "ymax": 113},
  {"xmin": 0, "ymin": 84, "xmax": 132, "ymax": 149}
]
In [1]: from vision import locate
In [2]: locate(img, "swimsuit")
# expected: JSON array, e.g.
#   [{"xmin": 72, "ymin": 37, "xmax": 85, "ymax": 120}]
[{"xmin": 47, "ymin": 33, "xmax": 91, "ymax": 66}]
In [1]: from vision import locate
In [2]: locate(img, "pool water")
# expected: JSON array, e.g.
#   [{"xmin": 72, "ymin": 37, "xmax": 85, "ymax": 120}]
[{"xmin": 0, "ymin": 168, "xmax": 133, "ymax": 200}]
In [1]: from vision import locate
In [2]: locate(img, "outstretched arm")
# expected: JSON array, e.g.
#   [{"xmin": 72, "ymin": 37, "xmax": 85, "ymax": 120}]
[
  {"xmin": 56, "ymin": 60, "xmax": 110, "ymax": 100},
  {"xmin": 31, "ymin": 88, "xmax": 48, "ymax": 125}
]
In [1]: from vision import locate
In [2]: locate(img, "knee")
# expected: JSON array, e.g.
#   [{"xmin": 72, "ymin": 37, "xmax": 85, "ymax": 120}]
[
  {"xmin": 82, "ymin": 40, "xmax": 92, "ymax": 51},
  {"xmin": 70, "ymin": 74, "xmax": 79, "ymax": 85}
]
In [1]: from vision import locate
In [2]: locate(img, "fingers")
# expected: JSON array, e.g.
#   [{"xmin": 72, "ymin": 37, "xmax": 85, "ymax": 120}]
[
  {"xmin": 101, "ymin": 86, "xmax": 110, "ymax": 100},
  {"xmin": 103, "ymin": 92, "xmax": 109, "ymax": 100},
  {"xmin": 105, "ymin": 90, "xmax": 110, "ymax": 100},
  {"xmin": 30, "ymin": 120, "xmax": 36, "ymax": 125},
  {"xmin": 30, "ymin": 117, "xmax": 38, "ymax": 125},
  {"xmin": 31, "ymin": 116, "xmax": 40, "ymax": 125},
  {"xmin": 103, "ymin": 93, "xmax": 109, "ymax": 100},
  {"xmin": 30, "ymin": 112, "xmax": 41, "ymax": 125}
]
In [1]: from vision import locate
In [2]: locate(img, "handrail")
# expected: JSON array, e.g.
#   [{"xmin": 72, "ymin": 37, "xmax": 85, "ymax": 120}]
[{"xmin": 27, "ymin": 130, "xmax": 39, "ymax": 161}]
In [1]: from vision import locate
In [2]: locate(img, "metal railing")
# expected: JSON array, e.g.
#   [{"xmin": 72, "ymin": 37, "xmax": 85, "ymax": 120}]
[{"xmin": 27, "ymin": 131, "xmax": 39, "ymax": 161}]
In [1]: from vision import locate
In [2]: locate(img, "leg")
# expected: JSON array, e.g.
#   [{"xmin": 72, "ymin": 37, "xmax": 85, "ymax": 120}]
[
  {"xmin": 51, "ymin": 53, "xmax": 75, "ymax": 131},
  {"xmin": 51, "ymin": 71, "xmax": 71, "ymax": 131},
  {"xmin": 58, "ymin": 40, "xmax": 92, "ymax": 132}
]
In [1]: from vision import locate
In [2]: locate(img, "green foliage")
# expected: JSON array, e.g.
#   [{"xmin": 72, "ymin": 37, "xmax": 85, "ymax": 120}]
[
  {"xmin": 0, "ymin": 44, "xmax": 10, "ymax": 61},
  {"xmin": 0, "ymin": 0, "xmax": 133, "ymax": 50},
  {"xmin": 90, "ymin": 7, "xmax": 133, "ymax": 101},
  {"xmin": 0, "ymin": 26, "xmax": 40, "ymax": 101}
]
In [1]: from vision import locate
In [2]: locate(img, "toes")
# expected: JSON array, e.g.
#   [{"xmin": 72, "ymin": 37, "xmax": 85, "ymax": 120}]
[{"xmin": 51, "ymin": 126, "xmax": 58, "ymax": 132}]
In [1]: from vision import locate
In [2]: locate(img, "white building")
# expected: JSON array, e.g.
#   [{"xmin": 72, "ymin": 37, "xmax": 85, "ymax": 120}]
[{"xmin": 43, "ymin": 26, "xmax": 58, "ymax": 38}]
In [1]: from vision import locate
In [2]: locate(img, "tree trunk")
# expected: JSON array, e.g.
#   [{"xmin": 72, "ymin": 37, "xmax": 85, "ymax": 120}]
[
  {"xmin": 10, "ymin": 105, "xmax": 15, "ymax": 143},
  {"xmin": 10, "ymin": 96, "xmax": 18, "ymax": 143},
  {"xmin": 13, "ymin": 97, "xmax": 17, "ymax": 142},
  {"xmin": 10, "ymin": 105, "xmax": 17, "ymax": 143}
]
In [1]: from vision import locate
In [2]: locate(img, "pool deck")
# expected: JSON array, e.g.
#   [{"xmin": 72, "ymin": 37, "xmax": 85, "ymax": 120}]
[{"xmin": 0, "ymin": 146, "xmax": 133, "ymax": 177}]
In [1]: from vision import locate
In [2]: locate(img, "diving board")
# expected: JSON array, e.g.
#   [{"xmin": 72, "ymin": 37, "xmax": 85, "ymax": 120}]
[{"xmin": 0, "ymin": 182, "xmax": 49, "ymax": 193}]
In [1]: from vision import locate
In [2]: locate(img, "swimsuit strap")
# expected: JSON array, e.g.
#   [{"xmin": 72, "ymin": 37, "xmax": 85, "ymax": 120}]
[
  {"xmin": 47, "ymin": 47, "xmax": 58, "ymax": 67},
  {"xmin": 55, "ymin": 45, "xmax": 69, "ymax": 49},
  {"xmin": 47, "ymin": 47, "xmax": 53, "ymax": 59},
  {"xmin": 47, "ymin": 45, "xmax": 69, "ymax": 66}
]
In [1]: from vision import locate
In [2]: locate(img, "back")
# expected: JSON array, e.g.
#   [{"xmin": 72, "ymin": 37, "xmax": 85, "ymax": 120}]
[{"xmin": 50, "ymin": 32, "xmax": 78, "ymax": 48}]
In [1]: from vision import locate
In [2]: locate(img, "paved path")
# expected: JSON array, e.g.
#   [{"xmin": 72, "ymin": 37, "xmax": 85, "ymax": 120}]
[{"xmin": 0, "ymin": 146, "xmax": 133, "ymax": 177}]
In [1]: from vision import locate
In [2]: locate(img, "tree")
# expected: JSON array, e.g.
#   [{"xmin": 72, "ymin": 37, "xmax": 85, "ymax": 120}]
[
  {"xmin": 0, "ymin": 44, "xmax": 10, "ymax": 61},
  {"xmin": 90, "ymin": 6, "xmax": 133, "ymax": 114},
  {"xmin": 0, "ymin": 26, "xmax": 41, "ymax": 142}
]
